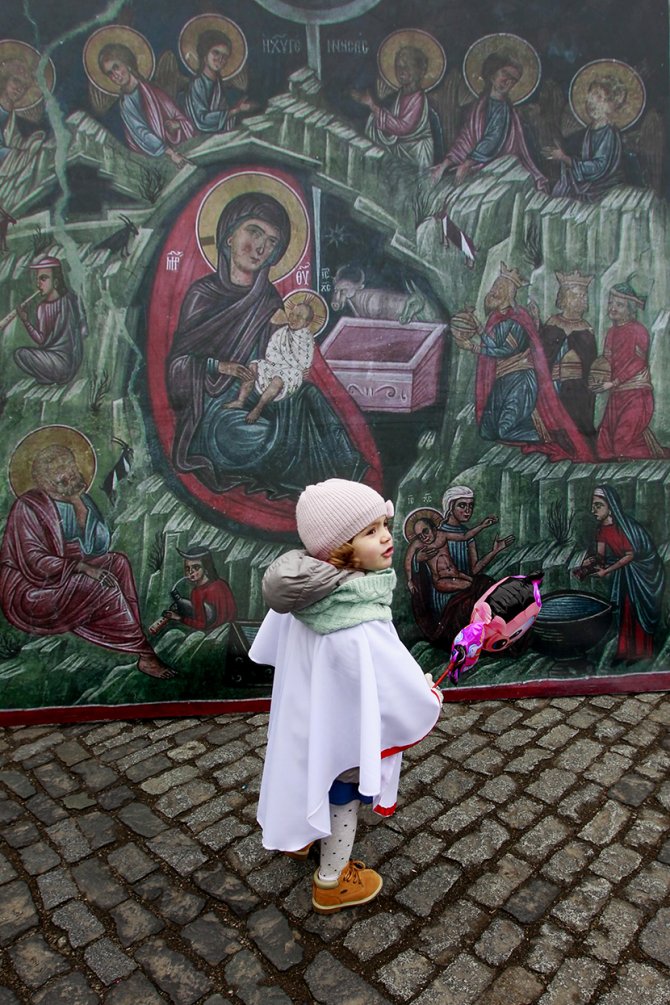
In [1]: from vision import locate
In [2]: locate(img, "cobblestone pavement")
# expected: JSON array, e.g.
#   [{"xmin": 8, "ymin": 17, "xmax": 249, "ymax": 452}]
[{"xmin": 0, "ymin": 692, "xmax": 669, "ymax": 1003}]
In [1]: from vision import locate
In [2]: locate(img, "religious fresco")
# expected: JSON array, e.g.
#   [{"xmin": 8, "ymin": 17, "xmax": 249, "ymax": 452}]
[{"xmin": 0, "ymin": 0, "xmax": 668, "ymax": 724}]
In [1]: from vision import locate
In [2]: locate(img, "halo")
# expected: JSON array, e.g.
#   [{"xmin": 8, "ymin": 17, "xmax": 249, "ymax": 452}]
[
  {"xmin": 83, "ymin": 25, "xmax": 155, "ymax": 97},
  {"xmin": 0, "ymin": 40, "xmax": 56, "ymax": 112},
  {"xmin": 283, "ymin": 289, "xmax": 329, "ymax": 336},
  {"xmin": 9, "ymin": 425, "xmax": 97, "ymax": 498},
  {"xmin": 463, "ymin": 33, "xmax": 541, "ymax": 105},
  {"xmin": 403, "ymin": 506, "xmax": 443, "ymax": 542},
  {"xmin": 377, "ymin": 30, "xmax": 446, "ymax": 92},
  {"xmin": 178, "ymin": 14, "xmax": 248, "ymax": 81},
  {"xmin": 196, "ymin": 171, "xmax": 310, "ymax": 283},
  {"xmin": 569, "ymin": 59, "xmax": 646, "ymax": 131}
]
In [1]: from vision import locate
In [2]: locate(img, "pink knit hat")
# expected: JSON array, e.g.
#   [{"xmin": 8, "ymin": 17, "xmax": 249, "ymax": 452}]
[{"xmin": 296, "ymin": 478, "xmax": 394, "ymax": 559}]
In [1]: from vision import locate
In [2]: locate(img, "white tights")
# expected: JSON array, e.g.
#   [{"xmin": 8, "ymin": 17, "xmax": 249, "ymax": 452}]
[{"xmin": 318, "ymin": 799, "xmax": 360, "ymax": 882}]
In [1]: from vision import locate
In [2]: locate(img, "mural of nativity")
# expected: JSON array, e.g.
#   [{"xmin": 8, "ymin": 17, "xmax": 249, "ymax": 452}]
[{"xmin": 0, "ymin": 0, "xmax": 668, "ymax": 719}]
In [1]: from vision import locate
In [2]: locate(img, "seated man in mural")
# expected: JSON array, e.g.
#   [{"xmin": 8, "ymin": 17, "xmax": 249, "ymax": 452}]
[
  {"xmin": 167, "ymin": 191, "xmax": 366, "ymax": 497},
  {"xmin": 98, "ymin": 42, "xmax": 195, "ymax": 167},
  {"xmin": 14, "ymin": 256, "xmax": 87, "ymax": 385},
  {"xmin": 573, "ymin": 486, "xmax": 664, "ymax": 663},
  {"xmin": 539, "ymin": 270, "xmax": 597, "ymax": 446},
  {"xmin": 545, "ymin": 75, "xmax": 625, "ymax": 201},
  {"xmin": 164, "ymin": 544, "xmax": 237, "ymax": 632},
  {"xmin": 431, "ymin": 50, "xmax": 548, "ymax": 192},
  {"xmin": 0, "ymin": 440, "xmax": 173, "ymax": 678},
  {"xmin": 595, "ymin": 278, "xmax": 669, "ymax": 460},
  {"xmin": 352, "ymin": 44, "xmax": 435, "ymax": 168},
  {"xmin": 452, "ymin": 263, "xmax": 594, "ymax": 462},
  {"xmin": 185, "ymin": 29, "xmax": 255, "ymax": 135}
]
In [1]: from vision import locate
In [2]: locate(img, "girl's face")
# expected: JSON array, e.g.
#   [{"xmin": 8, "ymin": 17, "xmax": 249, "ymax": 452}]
[{"xmin": 350, "ymin": 516, "xmax": 393, "ymax": 572}]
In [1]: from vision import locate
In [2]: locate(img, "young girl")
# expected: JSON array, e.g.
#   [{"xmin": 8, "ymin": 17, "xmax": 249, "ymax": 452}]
[{"xmin": 250, "ymin": 478, "xmax": 443, "ymax": 914}]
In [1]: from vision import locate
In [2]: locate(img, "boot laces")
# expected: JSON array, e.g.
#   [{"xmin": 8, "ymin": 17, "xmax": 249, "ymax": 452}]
[{"xmin": 341, "ymin": 860, "xmax": 365, "ymax": 887}]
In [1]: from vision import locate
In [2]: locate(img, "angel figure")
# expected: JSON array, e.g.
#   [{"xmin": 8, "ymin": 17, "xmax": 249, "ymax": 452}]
[
  {"xmin": 178, "ymin": 15, "xmax": 256, "ymax": 135},
  {"xmin": 84, "ymin": 26, "xmax": 195, "ymax": 168},
  {"xmin": 430, "ymin": 34, "xmax": 548, "ymax": 192},
  {"xmin": 545, "ymin": 60, "xmax": 647, "ymax": 201},
  {"xmin": 351, "ymin": 29, "xmax": 446, "ymax": 168}
]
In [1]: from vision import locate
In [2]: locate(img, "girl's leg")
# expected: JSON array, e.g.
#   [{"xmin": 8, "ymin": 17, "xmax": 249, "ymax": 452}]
[{"xmin": 318, "ymin": 799, "xmax": 360, "ymax": 882}]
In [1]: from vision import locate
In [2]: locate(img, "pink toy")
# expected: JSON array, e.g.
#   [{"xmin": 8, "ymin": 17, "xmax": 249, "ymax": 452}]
[{"xmin": 435, "ymin": 572, "xmax": 543, "ymax": 686}]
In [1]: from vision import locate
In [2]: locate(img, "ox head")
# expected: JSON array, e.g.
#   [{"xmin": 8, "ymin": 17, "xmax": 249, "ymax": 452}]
[{"xmin": 331, "ymin": 265, "xmax": 365, "ymax": 311}]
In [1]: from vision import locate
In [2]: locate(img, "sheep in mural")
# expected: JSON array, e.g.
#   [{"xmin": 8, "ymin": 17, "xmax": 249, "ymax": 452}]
[{"xmin": 330, "ymin": 265, "xmax": 441, "ymax": 323}]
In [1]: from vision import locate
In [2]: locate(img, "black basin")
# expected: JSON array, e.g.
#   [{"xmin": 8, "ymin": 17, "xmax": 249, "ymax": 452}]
[{"xmin": 531, "ymin": 590, "xmax": 615, "ymax": 660}]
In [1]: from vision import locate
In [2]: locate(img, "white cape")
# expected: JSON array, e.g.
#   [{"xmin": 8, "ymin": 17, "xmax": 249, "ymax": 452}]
[{"xmin": 250, "ymin": 610, "xmax": 442, "ymax": 851}]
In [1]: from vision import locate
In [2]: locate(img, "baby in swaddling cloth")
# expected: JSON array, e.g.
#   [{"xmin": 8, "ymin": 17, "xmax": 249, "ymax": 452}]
[{"xmin": 223, "ymin": 291, "xmax": 326, "ymax": 424}]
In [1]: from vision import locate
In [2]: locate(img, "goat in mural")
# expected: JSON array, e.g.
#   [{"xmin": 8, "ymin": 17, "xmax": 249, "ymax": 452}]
[
  {"xmin": 92, "ymin": 215, "xmax": 139, "ymax": 259},
  {"xmin": 352, "ymin": 30, "xmax": 446, "ymax": 168},
  {"xmin": 0, "ymin": 428, "xmax": 174, "ymax": 679},
  {"xmin": 451, "ymin": 262, "xmax": 595, "ymax": 462},
  {"xmin": 0, "ymin": 204, "xmax": 16, "ymax": 253},
  {"xmin": 330, "ymin": 265, "xmax": 440, "ymax": 322},
  {"xmin": 222, "ymin": 290, "xmax": 327, "ymax": 424},
  {"xmin": 539, "ymin": 270, "xmax": 597, "ymax": 446},
  {"xmin": 14, "ymin": 257, "xmax": 87, "ymax": 386},
  {"xmin": 593, "ymin": 278, "xmax": 669, "ymax": 460},
  {"xmin": 166, "ymin": 190, "xmax": 366, "ymax": 497},
  {"xmin": 430, "ymin": 34, "xmax": 549, "ymax": 192},
  {"xmin": 84, "ymin": 26, "xmax": 195, "ymax": 169},
  {"xmin": 572, "ymin": 486, "xmax": 664, "ymax": 663}
]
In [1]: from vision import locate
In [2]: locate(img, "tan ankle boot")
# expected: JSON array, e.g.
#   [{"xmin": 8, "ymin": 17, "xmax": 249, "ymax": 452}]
[{"xmin": 312, "ymin": 860, "xmax": 383, "ymax": 914}]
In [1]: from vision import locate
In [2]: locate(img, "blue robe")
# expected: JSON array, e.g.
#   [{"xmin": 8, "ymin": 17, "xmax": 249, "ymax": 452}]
[
  {"xmin": 597, "ymin": 486, "xmax": 664, "ymax": 639},
  {"xmin": 479, "ymin": 318, "xmax": 540, "ymax": 443},
  {"xmin": 553, "ymin": 124, "xmax": 623, "ymax": 201},
  {"xmin": 185, "ymin": 75, "xmax": 241, "ymax": 134}
]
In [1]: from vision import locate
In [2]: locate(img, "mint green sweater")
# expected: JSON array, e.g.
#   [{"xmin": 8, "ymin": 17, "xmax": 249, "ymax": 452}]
[{"xmin": 294, "ymin": 569, "xmax": 396, "ymax": 635}]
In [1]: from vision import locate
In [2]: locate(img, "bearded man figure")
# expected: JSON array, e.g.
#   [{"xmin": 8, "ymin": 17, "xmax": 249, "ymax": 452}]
[{"xmin": 0, "ymin": 440, "xmax": 173, "ymax": 678}]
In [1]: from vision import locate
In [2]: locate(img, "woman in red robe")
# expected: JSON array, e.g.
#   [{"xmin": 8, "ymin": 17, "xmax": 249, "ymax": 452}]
[{"xmin": 588, "ymin": 486, "xmax": 664, "ymax": 662}]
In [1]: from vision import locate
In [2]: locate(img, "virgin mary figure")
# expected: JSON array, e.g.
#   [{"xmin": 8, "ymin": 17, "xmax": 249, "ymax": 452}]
[{"xmin": 166, "ymin": 192, "xmax": 366, "ymax": 498}]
